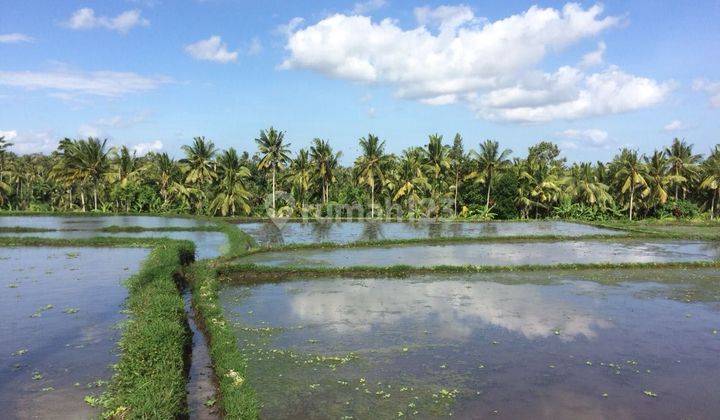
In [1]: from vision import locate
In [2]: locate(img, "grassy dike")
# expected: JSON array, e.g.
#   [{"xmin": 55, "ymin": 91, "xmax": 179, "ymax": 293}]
[
  {"xmin": 0, "ymin": 236, "xmax": 196, "ymax": 418},
  {"xmin": 99, "ymin": 240, "xmax": 195, "ymax": 418},
  {"xmin": 186, "ymin": 220, "xmax": 261, "ymax": 418}
]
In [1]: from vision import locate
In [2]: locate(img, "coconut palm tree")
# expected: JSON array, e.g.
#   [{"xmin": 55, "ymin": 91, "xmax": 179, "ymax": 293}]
[
  {"xmin": 700, "ymin": 146, "xmax": 720, "ymax": 219},
  {"xmin": 288, "ymin": 149, "xmax": 312, "ymax": 207},
  {"xmin": 0, "ymin": 136, "xmax": 13, "ymax": 184},
  {"xmin": 393, "ymin": 148, "xmax": 430, "ymax": 213},
  {"xmin": 563, "ymin": 162, "xmax": 612, "ymax": 208},
  {"xmin": 422, "ymin": 134, "xmax": 451, "ymax": 214},
  {"xmin": 613, "ymin": 148, "xmax": 648, "ymax": 220},
  {"xmin": 153, "ymin": 153, "xmax": 181, "ymax": 209},
  {"xmin": 665, "ymin": 138, "xmax": 701, "ymax": 200},
  {"xmin": 61, "ymin": 137, "xmax": 112, "ymax": 211},
  {"xmin": 449, "ymin": 133, "xmax": 465, "ymax": 216},
  {"xmin": 255, "ymin": 127, "xmax": 291, "ymax": 213},
  {"xmin": 467, "ymin": 140, "xmax": 512, "ymax": 208},
  {"xmin": 644, "ymin": 150, "xmax": 677, "ymax": 212},
  {"xmin": 111, "ymin": 146, "xmax": 144, "ymax": 211},
  {"xmin": 355, "ymin": 134, "xmax": 390, "ymax": 218},
  {"xmin": 181, "ymin": 136, "xmax": 217, "ymax": 187},
  {"xmin": 209, "ymin": 148, "xmax": 251, "ymax": 216},
  {"xmin": 310, "ymin": 138, "xmax": 341, "ymax": 204}
]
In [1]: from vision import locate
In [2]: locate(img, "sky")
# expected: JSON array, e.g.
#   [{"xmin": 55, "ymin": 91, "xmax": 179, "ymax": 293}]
[{"xmin": 1, "ymin": 0, "xmax": 719, "ymax": 164}]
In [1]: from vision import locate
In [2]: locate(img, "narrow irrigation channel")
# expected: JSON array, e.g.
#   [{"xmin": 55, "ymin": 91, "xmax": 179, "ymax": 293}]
[{"xmin": 184, "ymin": 288, "xmax": 220, "ymax": 420}]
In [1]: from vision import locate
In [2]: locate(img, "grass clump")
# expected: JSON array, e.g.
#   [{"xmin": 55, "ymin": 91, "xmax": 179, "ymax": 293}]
[
  {"xmin": 188, "ymin": 261, "xmax": 260, "ymax": 418},
  {"xmin": 99, "ymin": 240, "xmax": 195, "ymax": 418}
]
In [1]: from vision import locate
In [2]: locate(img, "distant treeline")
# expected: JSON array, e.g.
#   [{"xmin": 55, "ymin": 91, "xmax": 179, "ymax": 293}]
[{"xmin": 0, "ymin": 129, "xmax": 718, "ymax": 221}]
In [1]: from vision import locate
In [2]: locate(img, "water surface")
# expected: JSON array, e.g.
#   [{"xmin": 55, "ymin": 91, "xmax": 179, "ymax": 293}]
[
  {"xmin": 0, "ymin": 247, "xmax": 148, "ymax": 418},
  {"xmin": 0, "ymin": 230, "xmax": 227, "ymax": 259},
  {"xmin": 237, "ymin": 240, "xmax": 720, "ymax": 268},
  {"xmin": 220, "ymin": 270, "xmax": 720, "ymax": 419},
  {"xmin": 0, "ymin": 215, "xmax": 211, "ymax": 230},
  {"xmin": 238, "ymin": 220, "xmax": 621, "ymax": 246}
]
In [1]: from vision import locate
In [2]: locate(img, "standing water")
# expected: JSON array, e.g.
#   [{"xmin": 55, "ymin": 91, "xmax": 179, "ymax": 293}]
[{"xmin": 220, "ymin": 269, "xmax": 720, "ymax": 419}]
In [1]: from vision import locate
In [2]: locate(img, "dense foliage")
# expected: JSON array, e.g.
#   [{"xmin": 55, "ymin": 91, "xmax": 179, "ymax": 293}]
[{"xmin": 1, "ymin": 131, "xmax": 719, "ymax": 221}]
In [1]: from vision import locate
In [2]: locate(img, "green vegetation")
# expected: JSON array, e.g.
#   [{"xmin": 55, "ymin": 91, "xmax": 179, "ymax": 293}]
[
  {"xmin": 220, "ymin": 260, "xmax": 720, "ymax": 283},
  {"xmin": 187, "ymin": 261, "xmax": 260, "ymax": 418},
  {"xmin": 1, "ymin": 133, "xmax": 718, "ymax": 221},
  {"xmin": 98, "ymin": 240, "xmax": 195, "ymax": 418}
]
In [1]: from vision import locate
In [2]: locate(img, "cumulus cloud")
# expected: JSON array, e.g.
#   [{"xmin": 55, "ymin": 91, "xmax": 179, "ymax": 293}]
[
  {"xmin": 0, "ymin": 69, "xmax": 171, "ymax": 98},
  {"xmin": 62, "ymin": 8, "xmax": 149, "ymax": 33},
  {"xmin": 558, "ymin": 128, "xmax": 612, "ymax": 149},
  {"xmin": 693, "ymin": 78, "xmax": 720, "ymax": 108},
  {"xmin": 1, "ymin": 130, "xmax": 57, "ymax": 154},
  {"xmin": 281, "ymin": 3, "xmax": 670, "ymax": 122},
  {"xmin": 0, "ymin": 33, "xmax": 34, "ymax": 43},
  {"xmin": 184, "ymin": 36, "xmax": 238, "ymax": 63},
  {"xmin": 663, "ymin": 119, "xmax": 685, "ymax": 131},
  {"xmin": 351, "ymin": 0, "xmax": 387, "ymax": 15},
  {"xmin": 0, "ymin": 130, "xmax": 18, "ymax": 141},
  {"xmin": 132, "ymin": 140, "xmax": 163, "ymax": 156},
  {"xmin": 580, "ymin": 41, "xmax": 606, "ymax": 68}
]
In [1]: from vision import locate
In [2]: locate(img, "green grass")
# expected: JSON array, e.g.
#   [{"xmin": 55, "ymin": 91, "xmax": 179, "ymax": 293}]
[
  {"xmin": 219, "ymin": 260, "xmax": 720, "ymax": 283},
  {"xmin": 99, "ymin": 240, "xmax": 195, "ymax": 418},
  {"xmin": 187, "ymin": 261, "xmax": 260, "ymax": 418},
  {"xmin": 99, "ymin": 225, "xmax": 222, "ymax": 233},
  {"xmin": 0, "ymin": 236, "xmax": 172, "ymax": 248}
]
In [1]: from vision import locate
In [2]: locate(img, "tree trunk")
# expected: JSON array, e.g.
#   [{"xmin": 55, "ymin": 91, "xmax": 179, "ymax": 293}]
[
  {"xmin": 94, "ymin": 187, "xmax": 98, "ymax": 211},
  {"xmin": 454, "ymin": 169, "xmax": 459, "ymax": 216},
  {"xmin": 271, "ymin": 167, "xmax": 276, "ymax": 212},
  {"xmin": 370, "ymin": 183, "xmax": 375, "ymax": 218},
  {"xmin": 81, "ymin": 191, "xmax": 86, "ymax": 212},
  {"xmin": 711, "ymin": 188, "xmax": 716, "ymax": 220},
  {"xmin": 629, "ymin": 184, "xmax": 635, "ymax": 221},
  {"xmin": 675, "ymin": 184, "xmax": 678, "ymax": 201},
  {"xmin": 485, "ymin": 171, "xmax": 492, "ymax": 208}
]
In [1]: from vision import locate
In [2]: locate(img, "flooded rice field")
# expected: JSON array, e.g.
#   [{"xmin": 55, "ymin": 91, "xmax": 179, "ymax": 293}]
[
  {"xmin": 237, "ymin": 220, "xmax": 621, "ymax": 246},
  {"xmin": 0, "ymin": 247, "xmax": 148, "ymax": 418},
  {"xmin": 0, "ymin": 215, "xmax": 212, "ymax": 229},
  {"xmin": 220, "ymin": 269, "xmax": 720, "ymax": 419},
  {"xmin": 237, "ymin": 239, "xmax": 720, "ymax": 268},
  {"xmin": 0, "ymin": 230, "xmax": 228, "ymax": 259}
]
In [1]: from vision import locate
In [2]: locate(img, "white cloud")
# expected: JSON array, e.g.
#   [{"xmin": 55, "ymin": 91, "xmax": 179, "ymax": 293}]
[
  {"xmin": 0, "ymin": 33, "xmax": 34, "ymax": 43},
  {"xmin": 693, "ymin": 78, "xmax": 720, "ymax": 108},
  {"xmin": 3, "ymin": 130, "xmax": 57, "ymax": 154},
  {"xmin": 0, "ymin": 69, "xmax": 171, "ymax": 98},
  {"xmin": 366, "ymin": 106, "xmax": 377, "ymax": 118},
  {"xmin": 475, "ymin": 65, "xmax": 672, "ymax": 123},
  {"xmin": 558, "ymin": 128, "xmax": 612, "ymax": 149},
  {"xmin": 276, "ymin": 17, "xmax": 305, "ymax": 38},
  {"xmin": 0, "ymin": 130, "xmax": 18, "ymax": 141},
  {"xmin": 351, "ymin": 0, "xmax": 387, "ymax": 15},
  {"xmin": 414, "ymin": 4, "xmax": 477, "ymax": 32},
  {"xmin": 580, "ymin": 41, "xmax": 606, "ymax": 68},
  {"xmin": 132, "ymin": 140, "xmax": 163, "ymax": 156},
  {"xmin": 184, "ymin": 36, "xmax": 238, "ymax": 63},
  {"xmin": 281, "ymin": 3, "xmax": 670, "ymax": 122},
  {"xmin": 663, "ymin": 119, "xmax": 685, "ymax": 131},
  {"xmin": 63, "ymin": 8, "xmax": 149, "ymax": 34}
]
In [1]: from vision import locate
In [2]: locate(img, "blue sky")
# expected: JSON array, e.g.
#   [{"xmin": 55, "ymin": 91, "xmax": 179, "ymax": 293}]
[{"xmin": 1, "ymin": 0, "xmax": 718, "ymax": 163}]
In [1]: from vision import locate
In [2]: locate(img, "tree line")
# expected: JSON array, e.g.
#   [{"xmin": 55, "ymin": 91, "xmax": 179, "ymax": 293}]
[{"xmin": 0, "ymin": 129, "xmax": 719, "ymax": 221}]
